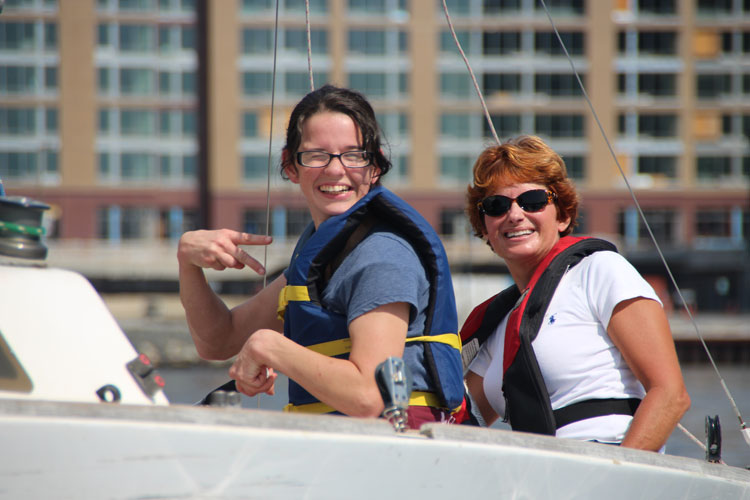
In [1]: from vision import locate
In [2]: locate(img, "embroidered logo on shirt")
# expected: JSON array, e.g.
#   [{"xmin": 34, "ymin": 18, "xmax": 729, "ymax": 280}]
[{"xmin": 548, "ymin": 314, "xmax": 556, "ymax": 324}]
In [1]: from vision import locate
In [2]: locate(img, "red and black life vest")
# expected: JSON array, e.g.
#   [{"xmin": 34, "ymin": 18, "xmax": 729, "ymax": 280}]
[{"xmin": 460, "ymin": 236, "xmax": 640, "ymax": 435}]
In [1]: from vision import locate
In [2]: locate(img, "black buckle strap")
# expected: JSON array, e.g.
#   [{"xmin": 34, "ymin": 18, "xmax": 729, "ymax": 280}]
[{"xmin": 553, "ymin": 398, "xmax": 641, "ymax": 430}]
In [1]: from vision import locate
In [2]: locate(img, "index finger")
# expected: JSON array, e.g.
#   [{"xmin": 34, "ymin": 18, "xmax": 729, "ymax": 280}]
[{"xmin": 235, "ymin": 232, "xmax": 272, "ymax": 246}]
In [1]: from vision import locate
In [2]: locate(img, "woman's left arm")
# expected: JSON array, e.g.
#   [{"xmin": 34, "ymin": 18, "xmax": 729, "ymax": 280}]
[
  {"xmin": 229, "ymin": 301, "xmax": 409, "ymax": 417},
  {"xmin": 607, "ymin": 297, "xmax": 691, "ymax": 451}
]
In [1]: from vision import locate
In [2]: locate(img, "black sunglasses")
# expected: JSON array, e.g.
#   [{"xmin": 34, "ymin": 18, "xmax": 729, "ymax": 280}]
[{"xmin": 478, "ymin": 189, "xmax": 557, "ymax": 217}]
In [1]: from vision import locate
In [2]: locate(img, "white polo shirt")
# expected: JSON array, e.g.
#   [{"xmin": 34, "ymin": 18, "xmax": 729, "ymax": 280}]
[{"xmin": 468, "ymin": 251, "xmax": 661, "ymax": 443}]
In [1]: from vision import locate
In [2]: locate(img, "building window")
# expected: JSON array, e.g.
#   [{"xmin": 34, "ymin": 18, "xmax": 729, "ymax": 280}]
[
  {"xmin": 637, "ymin": 0, "xmax": 676, "ymax": 15},
  {"xmin": 483, "ymin": 73, "xmax": 521, "ymax": 95},
  {"xmin": 534, "ymin": 73, "xmax": 583, "ymax": 98},
  {"xmin": 441, "ymin": 113, "xmax": 472, "ymax": 139},
  {"xmin": 120, "ymin": 68, "xmax": 155, "ymax": 95},
  {"xmin": 0, "ymin": 66, "xmax": 36, "ymax": 95},
  {"xmin": 181, "ymin": 26, "xmax": 195, "ymax": 50},
  {"xmin": 377, "ymin": 112, "xmax": 408, "ymax": 141},
  {"xmin": 535, "ymin": 31, "xmax": 584, "ymax": 57},
  {"xmin": 348, "ymin": 0, "xmax": 386, "ymax": 14},
  {"xmin": 618, "ymin": 208, "xmax": 678, "ymax": 245},
  {"xmin": 0, "ymin": 22, "xmax": 36, "ymax": 51},
  {"xmin": 120, "ymin": 109, "xmax": 157, "ymax": 136},
  {"xmin": 696, "ymin": 0, "xmax": 732, "ymax": 15},
  {"xmin": 636, "ymin": 73, "xmax": 676, "ymax": 97},
  {"xmin": 697, "ymin": 156, "xmax": 732, "ymax": 180},
  {"xmin": 483, "ymin": 0, "xmax": 522, "ymax": 15},
  {"xmin": 241, "ymin": 0, "xmax": 274, "ymax": 13},
  {"xmin": 241, "ymin": 28, "xmax": 273, "ymax": 54},
  {"xmin": 637, "ymin": 155, "xmax": 676, "ymax": 178},
  {"xmin": 286, "ymin": 0, "xmax": 328, "ymax": 14},
  {"xmin": 637, "ymin": 114, "xmax": 677, "ymax": 138},
  {"xmin": 348, "ymin": 29, "xmax": 386, "ymax": 55},
  {"xmin": 440, "ymin": 208, "xmax": 470, "ymax": 238},
  {"xmin": 0, "ymin": 152, "xmax": 36, "ymax": 181},
  {"xmin": 482, "ymin": 31, "xmax": 521, "ymax": 56},
  {"xmin": 44, "ymin": 66, "xmax": 57, "ymax": 91},
  {"xmin": 242, "ymin": 112, "xmax": 258, "ymax": 137},
  {"xmin": 243, "ymin": 209, "xmax": 268, "ymax": 235},
  {"xmin": 181, "ymin": 71, "xmax": 195, "ymax": 95},
  {"xmin": 564, "ymin": 155, "xmax": 585, "ymax": 181},
  {"xmin": 243, "ymin": 155, "xmax": 268, "ymax": 181},
  {"xmin": 119, "ymin": 24, "xmax": 155, "ymax": 52},
  {"xmin": 286, "ymin": 28, "xmax": 327, "ymax": 55},
  {"xmin": 535, "ymin": 114, "xmax": 584, "ymax": 138},
  {"xmin": 242, "ymin": 71, "xmax": 273, "ymax": 96},
  {"xmin": 285, "ymin": 71, "xmax": 327, "ymax": 97},
  {"xmin": 638, "ymin": 31, "xmax": 677, "ymax": 56},
  {"xmin": 532, "ymin": 0, "xmax": 584, "ymax": 16},
  {"xmin": 121, "ymin": 153, "xmax": 156, "ymax": 181},
  {"xmin": 697, "ymin": 73, "xmax": 731, "ymax": 99},
  {"xmin": 348, "ymin": 72, "xmax": 387, "ymax": 97},
  {"xmin": 485, "ymin": 114, "xmax": 521, "ymax": 139},
  {"xmin": 441, "ymin": 72, "xmax": 473, "ymax": 99},
  {"xmin": 440, "ymin": 154, "xmax": 473, "ymax": 184},
  {"xmin": 440, "ymin": 30, "xmax": 471, "ymax": 55},
  {"xmin": 0, "ymin": 108, "xmax": 36, "ymax": 136},
  {"xmin": 45, "ymin": 108, "xmax": 58, "ymax": 133},
  {"xmin": 696, "ymin": 209, "xmax": 731, "ymax": 238},
  {"xmin": 286, "ymin": 208, "xmax": 312, "ymax": 237}
]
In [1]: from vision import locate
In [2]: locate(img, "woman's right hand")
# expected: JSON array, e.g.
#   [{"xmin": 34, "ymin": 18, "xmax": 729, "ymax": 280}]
[{"xmin": 177, "ymin": 229, "xmax": 272, "ymax": 275}]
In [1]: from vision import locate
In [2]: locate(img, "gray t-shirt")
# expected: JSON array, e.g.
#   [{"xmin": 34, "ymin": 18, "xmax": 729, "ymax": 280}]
[{"xmin": 320, "ymin": 227, "xmax": 430, "ymax": 336}]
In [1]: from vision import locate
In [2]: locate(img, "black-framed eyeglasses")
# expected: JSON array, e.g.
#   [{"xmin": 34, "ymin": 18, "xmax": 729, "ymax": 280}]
[
  {"xmin": 296, "ymin": 150, "xmax": 373, "ymax": 168},
  {"xmin": 477, "ymin": 189, "xmax": 557, "ymax": 217}
]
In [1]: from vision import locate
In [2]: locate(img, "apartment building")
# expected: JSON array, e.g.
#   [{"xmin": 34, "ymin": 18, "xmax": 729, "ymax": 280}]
[{"xmin": 1, "ymin": 0, "xmax": 748, "ymax": 310}]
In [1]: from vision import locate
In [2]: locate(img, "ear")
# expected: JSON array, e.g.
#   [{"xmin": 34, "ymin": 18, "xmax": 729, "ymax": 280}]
[
  {"xmin": 557, "ymin": 215, "xmax": 572, "ymax": 234},
  {"xmin": 370, "ymin": 165, "xmax": 381, "ymax": 185},
  {"xmin": 282, "ymin": 150, "xmax": 300, "ymax": 184}
]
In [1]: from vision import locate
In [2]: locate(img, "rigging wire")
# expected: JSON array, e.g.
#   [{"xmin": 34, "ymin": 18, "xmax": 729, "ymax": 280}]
[
  {"xmin": 305, "ymin": 0, "xmax": 315, "ymax": 91},
  {"xmin": 441, "ymin": 0, "xmax": 749, "ymax": 449}
]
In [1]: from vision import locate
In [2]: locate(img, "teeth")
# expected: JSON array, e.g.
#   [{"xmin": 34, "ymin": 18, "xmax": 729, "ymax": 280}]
[
  {"xmin": 320, "ymin": 185, "xmax": 350, "ymax": 193},
  {"xmin": 506, "ymin": 230, "xmax": 533, "ymax": 238}
]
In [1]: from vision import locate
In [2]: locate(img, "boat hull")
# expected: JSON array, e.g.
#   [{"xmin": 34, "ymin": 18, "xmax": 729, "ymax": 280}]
[{"xmin": 2, "ymin": 399, "xmax": 749, "ymax": 500}]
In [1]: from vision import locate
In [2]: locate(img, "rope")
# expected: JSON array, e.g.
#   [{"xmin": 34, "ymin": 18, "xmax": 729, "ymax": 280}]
[
  {"xmin": 262, "ymin": 0, "xmax": 281, "ymax": 291},
  {"xmin": 440, "ymin": 0, "xmax": 499, "ymax": 145},
  {"xmin": 305, "ymin": 0, "xmax": 314, "ymax": 91}
]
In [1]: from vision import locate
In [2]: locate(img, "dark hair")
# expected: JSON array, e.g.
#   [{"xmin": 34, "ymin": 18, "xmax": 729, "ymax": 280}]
[
  {"xmin": 466, "ymin": 135, "xmax": 579, "ymax": 238},
  {"xmin": 281, "ymin": 84, "xmax": 392, "ymax": 182}
]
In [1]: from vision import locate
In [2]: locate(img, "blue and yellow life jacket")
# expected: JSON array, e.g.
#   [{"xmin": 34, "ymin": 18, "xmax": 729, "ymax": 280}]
[{"xmin": 277, "ymin": 185, "xmax": 464, "ymax": 414}]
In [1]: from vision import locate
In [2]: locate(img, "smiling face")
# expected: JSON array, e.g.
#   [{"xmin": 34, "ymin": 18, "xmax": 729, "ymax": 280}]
[
  {"xmin": 482, "ymin": 182, "xmax": 571, "ymax": 288},
  {"xmin": 283, "ymin": 111, "xmax": 380, "ymax": 228}
]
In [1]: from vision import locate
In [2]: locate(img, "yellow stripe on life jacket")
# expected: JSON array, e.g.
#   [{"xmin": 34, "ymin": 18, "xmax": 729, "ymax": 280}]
[
  {"xmin": 406, "ymin": 333, "xmax": 462, "ymax": 352},
  {"xmin": 277, "ymin": 285, "xmax": 310, "ymax": 321},
  {"xmin": 303, "ymin": 332, "xmax": 460, "ymax": 359},
  {"xmin": 283, "ymin": 391, "xmax": 455, "ymax": 414}
]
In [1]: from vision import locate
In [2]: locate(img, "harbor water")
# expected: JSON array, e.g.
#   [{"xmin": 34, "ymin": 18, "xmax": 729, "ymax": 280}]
[{"xmin": 157, "ymin": 363, "xmax": 750, "ymax": 469}]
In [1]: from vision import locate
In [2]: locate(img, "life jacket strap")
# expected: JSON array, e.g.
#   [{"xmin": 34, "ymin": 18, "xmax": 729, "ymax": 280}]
[
  {"xmin": 284, "ymin": 391, "xmax": 462, "ymax": 414},
  {"xmin": 553, "ymin": 398, "xmax": 641, "ymax": 430}
]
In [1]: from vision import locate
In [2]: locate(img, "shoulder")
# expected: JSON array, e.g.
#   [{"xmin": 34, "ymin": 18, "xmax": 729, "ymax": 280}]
[{"xmin": 348, "ymin": 227, "xmax": 420, "ymax": 264}]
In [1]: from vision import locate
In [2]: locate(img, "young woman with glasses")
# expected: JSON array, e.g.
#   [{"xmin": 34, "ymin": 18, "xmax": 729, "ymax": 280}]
[
  {"xmin": 460, "ymin": 135, "xmax": 690, "ymax": 451},
  {"xmin": 177, "ymin": 85, "xmax": 464, "ymax": 428}
]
